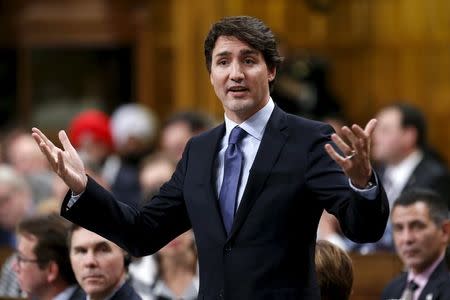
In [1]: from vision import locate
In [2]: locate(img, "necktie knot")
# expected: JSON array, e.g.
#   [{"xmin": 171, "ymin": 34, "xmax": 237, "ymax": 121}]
[
  {"xmin": 228, "ymin": 126, "xmax": 246, "ymax": 145},
  {"xmin": 407, "ymin": 280, "xmax": 419, "ymax": 292}
]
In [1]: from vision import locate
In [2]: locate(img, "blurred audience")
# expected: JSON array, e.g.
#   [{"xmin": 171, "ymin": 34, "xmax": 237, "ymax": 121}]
[
  {"xmin": 315, "ymin": 239, "xmax": 353, "ymax": 300},
  {"xmin": 68, "ymin": 225, "xmax": 142, "ymax": 300},
  {"xmin": 381, "ymin": 189, "xmax": 450, "ymax": 300},
  {"xmin": 4, "ymin": 130, "xmax": 55, "ymax": 205},
  {"xmin": 357, "ymin": 103, "xmax": 450, "ymax": 253},
  {"xmin": 129, "ymin": 152, "xmax": 178, "ymax": 299},
  {"xmin": 0, "ymin": 164, "xmax": 33, "ymax": 248},
  {"xmin": 131, "ymin": 231, "xmax": 198, "ymax": 300},
  {"xmin": 138, "ymin": 152, "xmax": 177, "ymax": 207},
  {"xmin": 102, "ymin": 103, "xmax": 158, "ymax": 208},
  {"xmin": 68, "ymin": 109, "xmax": 114, "ymax": 176},
  {"xmin": 10, "ymin": 213, "xmax": 85, "ymax": 300},
  {"xmin": 159, "ymin": 111, "xmax": 214, "ymax": 163}
]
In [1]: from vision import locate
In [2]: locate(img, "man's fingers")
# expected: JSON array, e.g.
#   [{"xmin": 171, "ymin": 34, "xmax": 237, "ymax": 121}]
[
  {"xmin": 31, "ymin": 127, "xmax": 56, "ymax": 150},
  {"xmin": 352, "ymin": 124, "xmax": 368, "ymax": 140},
  {"xmin": 331, "ymin": 134, "xmax": 353, "ymax": 156},
  {"xmin": 341, "ymin": 126, "xmax": 359, "ymax": 148},
  {"xmin": 58, "ymin": 130, "xmax": 77, "ymax": 155},
  {"xmin": 57, "ymin": 150, "xmax": 66, "ymax": 177},
  {"xmin": 364, "ymin": 118, "xmax": 378, "ymax": 136},
  {"xmin": 325, "ymin": 144, "xmax": 346, "ymax": 166}
]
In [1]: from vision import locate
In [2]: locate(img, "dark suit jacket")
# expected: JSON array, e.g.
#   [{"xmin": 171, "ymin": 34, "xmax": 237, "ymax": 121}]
[
  {"xmin": 381, "ymin": 259, "xmax": 450, "ymax": 300},
  {"xmin": 110, "ymin": 280, "xmax": 142, "ymax": 300},
  {"xmin": 62, "ymin": 106, "xmax": 389, "ymax": 300},
  {"xmin": 377, "ymin": 152, "xmax": 450, "ymax": 206}
]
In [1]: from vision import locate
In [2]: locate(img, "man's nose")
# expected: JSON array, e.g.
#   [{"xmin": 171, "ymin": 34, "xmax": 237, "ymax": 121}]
[
  {"xmin": 401, "ymin": 228, "xmax": 415, "ymax": 244},
  {"xmin": 230, "ymin": 62, "xmax": 244, "ymax": 81},
  {"xmin": 83, "ymin": 251, "xmax": 98, "ymax": 267}
]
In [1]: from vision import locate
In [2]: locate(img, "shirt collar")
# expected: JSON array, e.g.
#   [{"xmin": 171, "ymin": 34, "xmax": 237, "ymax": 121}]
[
  {"xmin": 223, "ymin": 97, "xmax": 275, "ymax": 141},
  {"xmin": 384, "ymin": 150, "xmax": 423, "ymax": 187},
  {"xmin": 407, "ymin": 252, "xmax": 445, "ymax": 290}
]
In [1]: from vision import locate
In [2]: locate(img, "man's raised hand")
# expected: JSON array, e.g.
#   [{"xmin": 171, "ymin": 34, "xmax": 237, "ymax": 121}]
[{"xmin": 32, "ymin": 128, "xmax": 87, "ymax": 194}]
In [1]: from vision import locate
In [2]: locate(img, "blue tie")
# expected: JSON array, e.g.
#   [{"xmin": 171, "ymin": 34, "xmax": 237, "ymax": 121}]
[{"xmin": 219, "ymin": 126, "xmax": 246, "ymax": 235}]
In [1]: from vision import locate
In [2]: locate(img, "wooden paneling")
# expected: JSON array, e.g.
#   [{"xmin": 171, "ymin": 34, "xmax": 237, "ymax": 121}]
[
  {"xmin": 350, "ymin": 253, "xmax": 404, "ymax": 300},
  {"xmin": 1, "ymin": 0, "xmax": 449, "ymax": 162}
]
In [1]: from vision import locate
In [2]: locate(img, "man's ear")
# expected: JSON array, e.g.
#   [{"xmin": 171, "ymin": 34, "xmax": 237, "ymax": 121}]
[
  {"xmin": 46, "ymin": 261, "xmax": 59, "ymax": 283},
  {"xmin": 268, "ymin": 67, "xmax": 276, "ymax": 82}
]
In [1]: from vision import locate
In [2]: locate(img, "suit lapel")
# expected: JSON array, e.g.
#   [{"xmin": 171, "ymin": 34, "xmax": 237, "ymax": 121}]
[
  {"xmin": 418, "ymin": 260, "xmax": 448, "ymax": 300},
  {"xmin": 228, "ymin": 107, "xmax": 288, "ymax": 239},
  {"xmin": 201, "ymin": 124, "xmax": 228, "ymax": 237}
]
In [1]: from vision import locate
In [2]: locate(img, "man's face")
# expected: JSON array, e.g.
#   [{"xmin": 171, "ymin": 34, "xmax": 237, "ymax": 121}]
[
  {"xmin": 70, "ymin": 228, "xmax": 126, "ymax": 299},
  {"xmin": 392, "ymin": 202, "xmax": 449, "ymax": 274},
  {"xmin": 209, "ymin": 36, "xmax": 275, "ymax": 123},
  {"xmin": 13, "ymin": 234, "xmax": 49, "ymax": 297},
  {"xmin": 372, "ymin": 108, "xmax": 406, "ymax": 164}
]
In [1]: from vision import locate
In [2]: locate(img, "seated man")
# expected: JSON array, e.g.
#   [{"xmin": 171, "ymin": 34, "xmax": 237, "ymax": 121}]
[
  {"xmin": 13, "ymin": 213, "xmax": 85, "ymax": 300},
  {"xmin": 68, "ymin": 225, "xmax": 141, "ymax": 300},
  {"xmin": 315, "ymin": 239, "xmax": 353, "ymax": 300},
  {"xmin": 381, "ymin": 189, "xmax": 450, "ymax": 300}
]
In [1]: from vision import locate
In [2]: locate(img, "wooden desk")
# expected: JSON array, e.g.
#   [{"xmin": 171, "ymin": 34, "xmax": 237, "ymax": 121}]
[{"xmin": 350, "ymin": 252, "xmax": 404, "ymax": 300}]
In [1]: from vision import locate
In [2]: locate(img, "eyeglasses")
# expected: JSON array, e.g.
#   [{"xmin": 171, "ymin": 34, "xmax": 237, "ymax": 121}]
[{"xmin": 14, "ymin": 253, "xmax": 43, "ymax": 268}]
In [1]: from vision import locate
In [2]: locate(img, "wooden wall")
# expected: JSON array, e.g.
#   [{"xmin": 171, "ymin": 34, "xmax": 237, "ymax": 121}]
[
  {"xmin": 1, "ymin": 0, "xmax": 449, "ymax": 162},
  {"xmin": 144, "ymin": 0, "xmax": 450, "ymax": 163}
]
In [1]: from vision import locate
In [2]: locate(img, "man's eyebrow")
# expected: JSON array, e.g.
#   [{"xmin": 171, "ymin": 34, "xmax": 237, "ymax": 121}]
[
  {"xmin": 240, "ymin": 49, "xmax": 259, "ymax": 56},
  {"xmin": 214, "ymin": 49, "xmax": 258, "ymax": 58},
  {"xmin": 214, "ymin": 51, "xmax": 231, "ymax": 58}
]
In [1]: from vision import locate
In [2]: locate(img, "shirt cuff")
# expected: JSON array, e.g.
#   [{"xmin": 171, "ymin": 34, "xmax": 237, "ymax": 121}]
[
  {"xmin": 67, "ymin": 191, "xmax": 83, "ymax": 210},
  {"xmin": 348, "ymin": 172, "xmax": 379, "ymax": 200}
]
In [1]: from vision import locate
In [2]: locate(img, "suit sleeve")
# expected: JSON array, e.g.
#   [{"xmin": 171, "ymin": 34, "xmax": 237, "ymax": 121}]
[
  {"xmin": 61, "ymin": 140, "xmax": 193, "ymax": 257},
  {"xmin": 305, "ymin": 123, "xmax": 389, "ymax": 243}
]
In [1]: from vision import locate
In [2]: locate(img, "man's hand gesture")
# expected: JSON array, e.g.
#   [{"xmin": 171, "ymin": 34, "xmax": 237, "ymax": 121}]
[
  {"xmin": 324, "ymin": 119, "xmax": 377, "ymax": 189},
  {"xmin": 32, "ymin": 128, "xmax": 88, "ymax": 194}
]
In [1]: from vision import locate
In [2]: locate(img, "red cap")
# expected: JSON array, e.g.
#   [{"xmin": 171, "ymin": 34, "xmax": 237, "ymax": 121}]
[{"xmin": 68, "ymin": 109, "xmax": 113, "ymax": 151}]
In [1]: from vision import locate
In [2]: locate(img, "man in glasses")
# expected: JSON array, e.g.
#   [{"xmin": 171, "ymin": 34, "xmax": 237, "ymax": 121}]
[{"xmin": 12, "ymin": 213, "xmax": 85, "ymax": 300}]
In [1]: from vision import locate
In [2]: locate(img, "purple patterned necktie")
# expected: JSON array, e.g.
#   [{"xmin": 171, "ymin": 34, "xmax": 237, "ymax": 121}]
[{"xmin": 219, "ymin": 126, "xmax": 246, "ymax": 235}]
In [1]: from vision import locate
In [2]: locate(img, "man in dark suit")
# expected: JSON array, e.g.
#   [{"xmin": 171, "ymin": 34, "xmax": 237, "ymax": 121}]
[
  {"xmin": 68, "ymin": 225, "xmax": 141, "ymax": 300},
  {"xmin": 381, "ymin": 189, "xmax": 450, "ymax": 300},
  {"xmin": 373, "ymin": 103, "xmax": 450, "ymax": 208},
  {"xmin": 32, "ymin": 16, "xmax": 389, "ymax": 299}
]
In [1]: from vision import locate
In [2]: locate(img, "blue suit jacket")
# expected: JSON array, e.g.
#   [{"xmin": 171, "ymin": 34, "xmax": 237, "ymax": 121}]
[
  {"xmin": 381, "ymin": 259, "xmax": 450, "ymax": 300},
  {"xmin": 62, "ymin": 106, "xmax": 389, "ymax": 300}
]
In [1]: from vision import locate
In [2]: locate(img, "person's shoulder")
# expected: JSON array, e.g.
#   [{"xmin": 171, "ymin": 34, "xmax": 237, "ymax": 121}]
[
  {"xmin": 380, "ymin": 272, "xmax": 406, "ymax": 299},
  {"xmin": 417, "ymin": 153, "xmax": 450, "ymax": 175},
  {"xmin": 112, "ymin": 280, "xmax": 143, "ymax": 300}
]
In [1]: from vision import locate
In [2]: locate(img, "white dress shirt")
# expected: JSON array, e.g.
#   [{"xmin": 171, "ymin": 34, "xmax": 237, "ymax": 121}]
[{"xmin": 215, "ymin": 98, "xmax": 275, "ymax": 207}]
